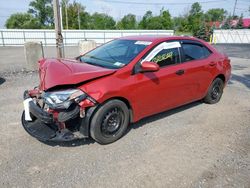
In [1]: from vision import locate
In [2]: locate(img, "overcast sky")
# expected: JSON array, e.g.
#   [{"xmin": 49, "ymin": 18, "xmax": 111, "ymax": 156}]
[{"xmin": 0, "ymin": 0, "xmax": 249, "ymax": 28}]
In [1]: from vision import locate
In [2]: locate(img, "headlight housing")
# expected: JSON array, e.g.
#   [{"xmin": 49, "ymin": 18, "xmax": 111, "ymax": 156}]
[{"xmin": 42, "ymin": 89, "xmax": 86, "ymax": 109}]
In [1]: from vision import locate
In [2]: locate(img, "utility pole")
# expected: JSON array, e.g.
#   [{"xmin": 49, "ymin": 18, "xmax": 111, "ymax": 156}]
[
  {"xmin": 232, "ymin": 0, "xmax": 238, "ymax": 18},
  {"xmin": 53, "ymin": 0, "xmax": 64, "ymax": 58},
  {"xmin": 59, "ymin": 4, "xmax": 63, "ymax": 30},
  {"xmin": 78, "ymin": 4, "xmax": 81, "ymax": 29},
  {"xmin": 65, "ymin": 1, "xmax": 68, "ymax": 30}
]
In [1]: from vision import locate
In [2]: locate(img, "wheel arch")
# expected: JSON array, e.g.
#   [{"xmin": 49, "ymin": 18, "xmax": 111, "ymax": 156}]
[
  {"xmin": 215, "ymin": 74, "xmax": 225, "ymax": 83},
  {"xmin": 102, "ymin": 96, "xmax": 134, "ymax": 123},
  {"xmin": 202, "ymin": 73, "xmax": 226, "ymax": 100}
]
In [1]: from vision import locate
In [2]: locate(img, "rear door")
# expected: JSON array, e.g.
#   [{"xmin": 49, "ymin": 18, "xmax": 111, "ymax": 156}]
[{"xmin": 180, "ymin": 40, "xmax": 215, "ymax": 99}]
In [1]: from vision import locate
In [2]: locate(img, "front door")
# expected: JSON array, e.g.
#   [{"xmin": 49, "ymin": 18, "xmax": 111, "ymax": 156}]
[{"xmin": 131, "ymin": 41, "xmax": 198, "ymax": 119}]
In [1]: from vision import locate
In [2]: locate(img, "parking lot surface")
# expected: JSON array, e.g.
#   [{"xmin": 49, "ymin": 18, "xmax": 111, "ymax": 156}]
[{"xmin": 0, "ymin": 46, "xmax": 249, "ymax": 187}]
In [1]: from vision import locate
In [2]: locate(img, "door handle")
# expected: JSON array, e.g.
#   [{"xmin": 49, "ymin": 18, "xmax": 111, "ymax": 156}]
[
  {"xmin": 176, "ymin": 69, "xmax": 185, "ymax": 75},
  {"xmin": 209, "ymin": 62, "xmax": 216, "ymax": 66}
]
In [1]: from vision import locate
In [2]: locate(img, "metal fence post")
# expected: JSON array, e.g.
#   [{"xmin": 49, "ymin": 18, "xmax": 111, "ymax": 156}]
[
  {"xmin": 1, "ymin": 31, "xmax": 4, "ymax": 46},
  {"xmin": 44, "ymin": 31, "xmax": 47, "ymax": 46},
  {"xmin": 40, "ymin": 41, "xmax": 45, "ymax": 58},
  {"xmin": 23, "ymin": 31, "xmax": 26, "ymax": 43},
  {"xmin": 64, "ymin": 31, "xmax": 66, "ymax": 46}
]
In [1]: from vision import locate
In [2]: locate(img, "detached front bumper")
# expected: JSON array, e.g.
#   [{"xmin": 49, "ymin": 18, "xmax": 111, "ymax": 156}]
[
  {"xmin": 28, "ymin": 100, "xmax": 53, "ymax": 124},
  {"xmin": 22, "ymin": 90, "xmax": 91, "ymax": 142}
]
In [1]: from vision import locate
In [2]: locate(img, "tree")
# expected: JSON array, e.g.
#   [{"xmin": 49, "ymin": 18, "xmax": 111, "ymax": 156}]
[
  {"xmin": 28, "ymin": 0, "xmax": 54, "ymax": 28},
  {"xmin": 205, "ymin": 8, "xmax": 227, "ymax": 22},
  {"xmin": 160, "ymin": 9, "xmax": 173, "ymax": 29},
  {"xmin": 188, "ymin": 2, "xmax": 204, "ymax": 34},
  {"xmin": 190, "ymin": 2, "xmax": 202, "ymax": 15},
  {"xmin": 116, "ymin": 14, "xmax": 137, "ymax": 29},
  {"xmin": 146, "ymin": 16, "xmax": 165, "ymax": 29},
  {"xmin": 62, "ymin": 1, "xmax": 90, "ymax": 29},
  {"xmin": 194, "ymin": 23, "xmax": 212, "ymax": 41},
  {"xmin": 138, "ymin": 11, "xmax": 153, "ymax": 29},
  {"xmin": 5, "ymin": 13, "xmax": 42, "ymax": 29},
  {"xmin": 138, "ymin": 9, "xmax": 173, "ymax": 30},
  {"xmin": 61, "ymin": 0, "xmax": 69, "ymax": 29},
  {"xmin": 88, "ymin": 13, "xmax": 116, "ymax": 29},
  {"xmin": 221, "ymin": 17, "xmax": 231, "ymax": 29},
  {"xmin": 236, "ymin": 14, "xmax": 244, "ymax": 29},
  {"xmin": 173, "ymin": 16, "xmax": 189, "ymax": 32}
]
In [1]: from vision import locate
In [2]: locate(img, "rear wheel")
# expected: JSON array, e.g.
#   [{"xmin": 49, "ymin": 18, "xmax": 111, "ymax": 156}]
[
  {"xmin": 90, "ymin": 100, "xmax": 129, "ymax": 144},
  {"xmin": 204, "ymin": 78, "xmax": 224, "ymax": 104}
]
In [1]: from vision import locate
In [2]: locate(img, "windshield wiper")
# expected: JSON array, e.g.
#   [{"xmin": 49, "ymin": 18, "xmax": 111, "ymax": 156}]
[
  {"xmin": 82, "ymin": 60, "xmax": 109, "ymax": 68},
  {"xmin": 81, "ymin": 55, "xmax": 118, "ymax": 69}
]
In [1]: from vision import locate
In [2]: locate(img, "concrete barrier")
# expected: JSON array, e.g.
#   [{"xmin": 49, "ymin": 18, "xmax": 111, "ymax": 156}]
[
  {"xmin": 24, "ymin": 41, "xmax": 43, "ymax": 71},
  {"xmin": 78, "ymin": 40, "xmax": 97, "ymax": 55}
]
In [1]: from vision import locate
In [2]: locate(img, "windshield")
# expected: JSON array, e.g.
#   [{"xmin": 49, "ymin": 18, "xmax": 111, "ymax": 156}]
[{"xmin": 80, "ymin": 39, "xmax": 150, "ymax": 69}]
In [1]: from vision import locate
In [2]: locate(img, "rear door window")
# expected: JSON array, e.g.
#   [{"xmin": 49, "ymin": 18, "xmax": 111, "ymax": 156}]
[{"xmin": 182, "ymin": 43, "xmax": 211, "ymax": 62}]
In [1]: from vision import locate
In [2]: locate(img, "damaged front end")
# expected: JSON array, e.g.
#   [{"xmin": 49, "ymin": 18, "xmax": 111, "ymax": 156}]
[{"xmin": 21, "ymin": 88, "xmax": 97, "ymax": 142}]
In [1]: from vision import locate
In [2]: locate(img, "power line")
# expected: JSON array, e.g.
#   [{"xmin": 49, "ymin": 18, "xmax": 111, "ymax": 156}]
[
  {"xmin": 238, "ymin": 0, "xmax": 250, "ymax": 2},
  {"xmin": 99, "ymin": 0, "xmax": 228, "ymax": 5}
]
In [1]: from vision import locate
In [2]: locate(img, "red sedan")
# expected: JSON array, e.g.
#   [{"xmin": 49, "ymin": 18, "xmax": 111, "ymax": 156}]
[{"xmin": 22, "ymin": 35, "xmax": 231, "ymax": 144}]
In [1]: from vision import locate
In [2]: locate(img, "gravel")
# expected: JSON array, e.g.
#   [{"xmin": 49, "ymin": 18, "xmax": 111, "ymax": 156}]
[{"xmin": 0, "ymin": 47, "xmax": 249, "ymax": 187}]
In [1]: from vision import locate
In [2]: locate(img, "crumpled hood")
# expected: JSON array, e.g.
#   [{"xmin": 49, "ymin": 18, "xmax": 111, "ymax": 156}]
[{"xmin": 39, "ymin": 58, "xmax": 116, "ymax": 90}]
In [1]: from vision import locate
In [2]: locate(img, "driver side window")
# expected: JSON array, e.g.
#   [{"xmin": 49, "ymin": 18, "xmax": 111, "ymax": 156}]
[{"xmin": 142, "ymin": 42, "xmax": 181, "ymax": 67}]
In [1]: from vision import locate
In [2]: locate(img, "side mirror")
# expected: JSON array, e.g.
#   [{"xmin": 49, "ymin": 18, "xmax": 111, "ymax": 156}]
[{"xmin": 140, "ymin": 61, "xmax": 159, "ymax": 72}]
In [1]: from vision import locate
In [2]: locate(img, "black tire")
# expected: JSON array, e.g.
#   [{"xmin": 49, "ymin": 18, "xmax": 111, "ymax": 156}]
[
  {"xmin": 90, "ymin": 100, "xmax": 129, "ymax": 144},
  {"xmin": 204, "ymin": 78, "xmax": 224, "ymax": 104}
]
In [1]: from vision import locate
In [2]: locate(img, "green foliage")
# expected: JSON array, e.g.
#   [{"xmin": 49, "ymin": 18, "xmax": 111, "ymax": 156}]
[
  {"xmin": 187, "ymin": 2, "xmax": 204, "ymax": 35},
  {"xmin": 5, "ymin": 13, "xmax": 42, "ymax": 29},
  {"xmin": 190, "ymin": 2, "xmax": 202, "ymax": 15},
  {"xmin": 160, "ymin": 9, "xmax": 173, "ymax": 29},
  {"xmin": 116, "ymin": 14, "xmax": 137, "ymax": 29},
  {"xmin": 173, "ymin": 16, "xmax": 189, "ymax": 32},
  {"xmin": 88, "ymin": 13, "xmax": 116, "ymax": 29},
  {"xmin": 61, "ymin": 1, "xmax": 89, "ymax": 29},
  {"xmin": 4, "ymin": 1, "xmax": 247, "ymax": 31},
  {"xmin": 205, "ymin": 8, "xmax": 227, "ymax": 22},
  {"xmin": 193, "ymin": 23, "xmax": 212, "ymax": 41},
  {"xmin": 221, "ymin": 17, "xmax": 231, "ymax": 29},
  {"xmin": 138, "ymin": 11, "xmax": 153, "ymax": 29},
  {"xmin": 62, "ymin": 0, "xmax": 116, "ymax": 29},
  {"xmin": 236, "ymin": 15, "xmax": 244, "ymax": 29},
  {"xmin": 28, "ymin": 0, "xmax": 54, "ymax": 28},
  {"xmin": 138, "ymin": 9, "xmax": 173, "ymax": 30}
]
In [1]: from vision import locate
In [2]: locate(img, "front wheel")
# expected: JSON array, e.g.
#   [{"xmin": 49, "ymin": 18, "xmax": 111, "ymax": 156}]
[
  {"xmin": 204, "ymin": 78, "xmax": 224, "ymax": 104},
  {"xmin": 90, "ymin": 100, "xmax": 129, "ymax": 144}
]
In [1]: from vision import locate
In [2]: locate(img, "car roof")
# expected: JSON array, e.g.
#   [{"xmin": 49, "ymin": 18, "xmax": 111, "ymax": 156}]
[
  {"xmin": 119, "ymin": 35, "xmax": 200, "ymax": 43},
  {"xmin": 118, "ymin": 35, "xmax": 217, "ymax": 54}
]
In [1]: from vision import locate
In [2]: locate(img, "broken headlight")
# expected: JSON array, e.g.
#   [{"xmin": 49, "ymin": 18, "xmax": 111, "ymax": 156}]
[{"xmin": 42, "ymin": 89, "xmax": 86, "ymax": 109}]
